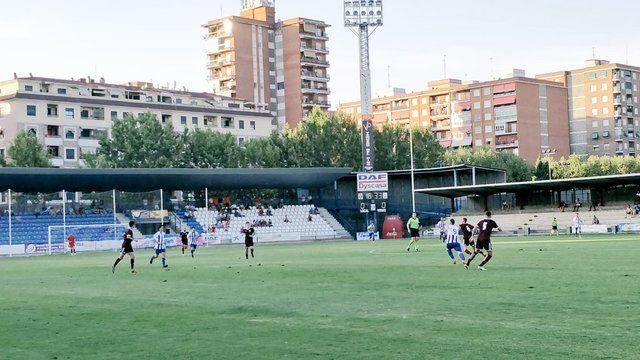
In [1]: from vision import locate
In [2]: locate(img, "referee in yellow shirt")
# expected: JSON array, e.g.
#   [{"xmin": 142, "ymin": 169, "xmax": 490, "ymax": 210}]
[{"xmin": 406, "ymin": 213, "xmax": 421, "ymax": 252}]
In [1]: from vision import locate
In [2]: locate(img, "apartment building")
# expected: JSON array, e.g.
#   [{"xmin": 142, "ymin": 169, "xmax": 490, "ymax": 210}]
[
  {"xmin": 337, "ymin": 76, "xmax": 569, "ymax": 164},
  {"xmin": 0, "ymin": 76, "xmax": 273, "ymax": 168},
  {"xmin": 203, "ymin": 0, "xmax": 330, "ymax": 129},
  {"xmin": 538, "ymin": 59, "xmax": 640, "ymax": 157}
]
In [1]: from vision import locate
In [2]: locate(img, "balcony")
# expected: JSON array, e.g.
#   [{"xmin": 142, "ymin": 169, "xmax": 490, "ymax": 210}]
[
  {"xmin": 496, "ymin": 140, "xmax": 519, "ymax": 149},
  {"xmin": 301, "ymin": 85, "xmax": 330, "ymax": 94},
  {"xmin": 300, "ymin": 44, "xmax": 329, "ymax": 53},
  {"xmin": 431, "ymin": 121, "xmax": 451, "ymax": 131},
  {"xmin": 207, "ymin": 59, "xmax": 233, "ymax": 68},
  {"xmin": 300, "ymin": 70, "xmax": 330, "ymax": 81},
  {"xmin": 78, "ymin": 138, "xmax": 100, "ymax": 147},
  {"xmin": 300, "ymin": 31, "xmax": 328, "ymax": 40},
  {"xmin": 614, "ymin": 85, "xmax": 622, "ymax": 94},
  {"xmin": 210, "ymin": 73, "xmax": 235, "ymax": 82},
  {"xmin": 208, "ymin": 44, "xmax": 234, "ymax": 54},
  {"xmin": 614, "ymin": 97, "xmax": 622, "ymax": 106},
  {"xmin": 302, "ymin": 99, "xmax": 330, "ymax": 108},
  {"xmin": 44, "ymin": 137, "xmax": 63, "ymax": 146},
  {"xmin": 300, "ymin": 56, "xmax": 329, "ymax": 67}
]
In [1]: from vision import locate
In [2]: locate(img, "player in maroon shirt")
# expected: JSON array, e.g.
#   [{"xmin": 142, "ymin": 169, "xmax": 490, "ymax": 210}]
[
  {"xmin": 466, "ymin": 212, "xmax": 502, "ymax": 270},
  {"xmin": 459, "ymin": 218, "xmax": 475, "ymax": 255}
]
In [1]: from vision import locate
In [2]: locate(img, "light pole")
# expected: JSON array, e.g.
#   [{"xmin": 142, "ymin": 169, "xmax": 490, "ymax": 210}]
[
  {"xmin": 344, "ymin": 0, "xmax": 383, "ymax": 173},
  {"xmin": 541, "ymin": 148, "xmax": 557, "ymax": 180}
]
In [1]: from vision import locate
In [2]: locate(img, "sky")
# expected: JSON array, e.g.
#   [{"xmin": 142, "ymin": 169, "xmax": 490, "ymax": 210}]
[{"xmin": 2, "ymin": 0, "xmax": 640, "ymax": 108}]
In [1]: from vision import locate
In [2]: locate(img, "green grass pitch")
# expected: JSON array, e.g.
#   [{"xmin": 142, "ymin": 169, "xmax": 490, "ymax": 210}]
[{"xmin": 1, "ymin": 235, "xmax": 639, "ymax": 360}]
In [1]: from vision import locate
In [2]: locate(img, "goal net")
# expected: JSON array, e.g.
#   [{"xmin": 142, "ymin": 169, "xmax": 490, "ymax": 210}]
[{"xmin": 46, "ymin": 223, "xmax": 127, "ymax": 254}]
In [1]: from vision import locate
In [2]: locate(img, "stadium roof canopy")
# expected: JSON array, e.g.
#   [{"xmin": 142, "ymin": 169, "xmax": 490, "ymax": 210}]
[
  {"xmin": 0, "ymin": 167, "xmax": 353, "ymax": 193},
  {"xmin": 415, "ymin": 173, "xmax": 640, "ymax": 198}
]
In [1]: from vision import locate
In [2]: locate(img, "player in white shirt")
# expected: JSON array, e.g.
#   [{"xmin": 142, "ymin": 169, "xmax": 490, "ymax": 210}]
[
  {"xmin": 189, "ymin": 227, "xmax": 199, "ymax": 258},
  {"xmin": 437, "ymin": 217, "xmax": 447, "ymax": 242},
  {"xmin": 149, "ymin": 225, "xmax": 169, "ymax": 268},
  {"xmin": 572, "ymin": 213, "xmax": 582, "ymax": 237},
  {"xmin": 444, "ymin": 219, "xmax": 467, "ymax": 267}
]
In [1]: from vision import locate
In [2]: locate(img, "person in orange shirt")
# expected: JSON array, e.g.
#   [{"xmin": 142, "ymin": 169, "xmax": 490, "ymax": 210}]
[{"xmin": 67, "ymin": 234, "xmax": 76, "ymax": 255}]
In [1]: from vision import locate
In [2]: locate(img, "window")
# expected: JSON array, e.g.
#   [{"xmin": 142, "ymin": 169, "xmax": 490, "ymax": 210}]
[
  {"xmin": 110, "ymin": 111, "xmax": 118, "ymax": 120},
  {"xmin": 473, "ymin": 89, "xmax": 481, "ymax": 97},
  {"xmin": 591, "ymin": 132, "xmax": 599, "ymax": 139},
  {"xmin": 483, "ymin": 100, "xmax": 491, "ymax": 108},
  {"xmin": 238, "ymin": 137, "xmax": 245, "ymax": 145},
  {"xmin": 625, "ymin": 82, "xmax": 633, "ymax": 90},
  {"xmin": 161, "ymin": 114, "xmax": 171, "ymax": 124},
  {"xmin": 47, "ymin": 104, "xmax": 58, "ymax": 117},
  {"xmin": 590, "ymin": 85, "xmax": 597, "ymax": 92},
  {"xmin": 591, "ymin": 97, "xmax": 598, "ymax": 104},
  {"xmin": 239, "ymin": 120, "xmax": 245, "ymax": 129},
  {"xmin": 80, "ymin": 107, "xmax": 105, "ymax": 120},
  {"xmin": 475, "ymin": 139, "xmax": 482, "ymax": 147},
  {"xmin": 592, "ymin": 121, "xmax": 598, "ymax": 128},
  {"xmin": 601, "ymin": 83, "xmax": 608, "ymax": 91},
  {"xmin": 598, "ymin": 71, "xmax": 607, "ymax": 79},
  {"xmin": 180, "ymin": 116, "xmax": 187, "ymax": 125},
  {"xmin": 122, "ymin": 112, "xmax": 131, "ymax": 119},
  {"xmin": 485, "ymin": 125, "xmax": 492, "ymax": 133},
  {"xmin": 483, "ymin": 87, "xmax": 491, "ymax": 96},
  {"xmin": 604, "ymin": 143, "xmax": 610, "ymax": 151},
  {"xmin": 222, "ymin": 117, "xmax": 233, "ymax": 128},
  {"xmin": 473, "ymin": 102, "xmax": 480, "ymax": 110},
  {"xmin": 474, "ymin": 114, "xmax": 481, "ymax": 122},
  {"xmin": 588, "ymin": 72, "xmax": 597, "ymax": 80},
  {"xmin": 421, "ymin": 98, "xmax": 427, "ymax": 105},
  {"xmin": 603, "ymin": 108, "xmax": 609, "ymax": 115},
  {"xmin": 192, "ymin": 117, "xmax": 198, "ymax": 125},
  {"xmin": 603, "ymin": 119, "xmax": 610, "ymax": 127},
  {"xmin": 593, "ymin": 144, "xmax": 600, "ymax": 151},
  {"xmin": 591, "ymin": 109, "xmax": 598, "ymax": 116},
  {"xmin": 484, "ymin": 113, "xmax": 492, "ymax": 121},
  {"xmin": 27, "ymin": 105, "xmax": 36, "ymax": 116},
  {"xmin": 111, "ymin": 94, "xmax": 119, "ymax": 99},
  {"xmin": 24, "ymin": 85, "xmax": 33, "ymax": 92},
  {"xmin": 176, "ymin": 98, "xmax": 182, "ymax": 104},
  {"xmin": 65, "ymin": 108, "xmax": 75, "ymax": 118},
  {"xmin": 421, "ymin": 109, "xmax": 428, "ymax": 116},
  {"xmin": 411, "ymin": 110, "xmax": 418, "ymax": 118},
  {"xmin": 65, "ymin": 148, "xmax": 76, "ymax": 161},
  {"xmin": 47, "ymin": 146, "xmax": 60, "ymax": 157},
  {"xmin": 603, "ymin": 131, "xmax": 610, "ymax": 138},
  {"xmin": 250, "ymin": 121, "xmax": 256, "ymax": 130},
  {"xmin": 602, "ymin": 96, "xmax": 608, "ymax": 103},
  {"xmin": 65, "ymin": 130, "xmax": 75, "ymax": 140},
  {"xmin": 474, "ymin": 126, "xmax": 481, "ymax": 134},
  {"xmin": 46, "ymin": 125, "xmax": 59, "ymax": 137},
  {"xmin": 57, "ymin": 88, "xmax": 67, "ymax": 95},
  {"xmin": 228, "ymin": 103, "xmax": 240, "ymax": 109},
  {"xmin": 411, "ymin": 99, "xmax": 418, "ymax": 106}
]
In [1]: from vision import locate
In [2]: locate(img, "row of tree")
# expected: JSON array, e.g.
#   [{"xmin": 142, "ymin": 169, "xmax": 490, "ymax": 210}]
[{"xmin": 7, "ymin": 108, "xmax": 640, "ymax": 182}]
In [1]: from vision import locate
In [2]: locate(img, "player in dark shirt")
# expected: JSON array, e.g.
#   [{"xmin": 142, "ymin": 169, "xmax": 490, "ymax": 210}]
[
  {"xmin": 241, "ymin": 222, "xmax": 255, "ymax": 260},
  {"xmin": 466, "ymin": 212, "xmax": 502, "ymax": 271},
  {"xmin": 112, "ymin": 221, "xmax": 137, "ymax": 274},
  {"xmin": 180, "ymin": 230, "xmax": 189, "ymax": 255},
  {"xmin": 459, "ymin": 218, "xmax": 475, "ymax": 255}
]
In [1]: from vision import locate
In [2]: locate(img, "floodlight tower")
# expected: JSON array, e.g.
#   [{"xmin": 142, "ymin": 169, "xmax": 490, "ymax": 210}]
[{"xmin": 344, "ymin": 0, "xmax": 383, "ymax": 173}]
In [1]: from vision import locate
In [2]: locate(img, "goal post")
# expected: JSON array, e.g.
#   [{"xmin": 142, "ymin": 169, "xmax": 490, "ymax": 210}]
[{"xmin": 47, "ymin": 223, "xmax": 127, "ymax": 254}]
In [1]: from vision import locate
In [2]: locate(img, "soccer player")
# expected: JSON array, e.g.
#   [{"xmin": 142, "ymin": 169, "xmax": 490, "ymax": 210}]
[
  {"xmin": 437, "ymin": 217, "xmax": 447, "ymax": 242},
  {"xmin": 367, "ymin": 223, "xmax": 376, "ymax": 241},
  {"xmin": 406, "ymin": 213, "xmax": 421, "ymax": 252},
  {"xmin": 112, "ymin": 220, "xmax": 137, "ymax": 274},
  {"xmin": 551, "ymin": 217, "xmax": 559, "ymax": 236},
  {"xmin": 466, "ymin": 211, "xmax": 502, "ymax": 271},
  {"xmin": 573, "ymin": 213, "xmax": 582, "ymax": 237},
  {"xmin": 189, "ymin": 227, "xmax": 199, "ymax": 258},
  {"xmin": 67, "ymin": 233, "xmax": 76, "ymax": 255},
  {"xmin": 241, "ymin": 222, "xmax": 255, "ymax": 259},
  {"xmin": 445, "ymin": 219, "xmax": 466, "ymax": 266},
  {"xmin": 459, "ymin": 218, "xmax": 475, "ymax": 255},
  {"xmin": 179, "ymin": 230, "xmax": 189, "ymax": 255},
  {"xmin": 149, "ymin": 225, "xmax": 168, "ymax": 268}
]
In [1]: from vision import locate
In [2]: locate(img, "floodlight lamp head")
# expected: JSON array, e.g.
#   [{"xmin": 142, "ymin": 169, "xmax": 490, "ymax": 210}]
[{"xmin": 344, "ymin": 0, "xmax": 383, "ymax": 27}]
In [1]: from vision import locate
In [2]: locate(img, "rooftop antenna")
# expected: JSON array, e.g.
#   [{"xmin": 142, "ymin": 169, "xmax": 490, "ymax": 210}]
[
  {"xmin": 443, "ymin": 54, "xmax": 447, "ymax": 79},
  {"xmin": 387, "ymin": 65, "xmax": 391, "ymax": 88}
]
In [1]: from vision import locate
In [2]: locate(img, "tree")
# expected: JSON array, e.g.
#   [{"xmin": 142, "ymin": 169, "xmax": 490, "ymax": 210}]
[
  {"xmin": 443, "ymin": 147, "xmax": 534, "ymax": 182},
  {"xmin": 8, "ymin": 131, "xmax": 50, "ymax": 167},
  {"xmin": 181, "ymin": 128, "xmax": 242, "ymax": 168},
  {"xmin": 84, "ymin": 113, "xmax": 184, "ymax": 168},
  {"xmin": 242, "ymin": 136, "xmax": 283, "ymax": 168}
]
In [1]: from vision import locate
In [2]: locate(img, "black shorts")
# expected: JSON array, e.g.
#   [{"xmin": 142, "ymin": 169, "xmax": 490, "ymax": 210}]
[
  {"xmin": 245, "ymin": 240, "xmax": 254, "ymax": 247},
  {"xmin": 181, "ymin": 240, "xmax": 188, "ymax": 246},
  {"xmin": 552, "ymin": 226, "xmax": 558, "ymax": 230},
  {"xmin": 121, "ymin": 246, "xmax": 134, "ymax": 255},
  {"xmin": 409, "ymin": 228, "xmax": 420, "ymax": 238},
  {"xmin": 190, "ymin": 244, "xmax": 197, "ymax": 249},
  {"xmin": 464, "ymin": 237, "xmax": 474, "ymax": 246},
  {"xmin": 476, "ymin": 240, "xmax": 492, "ymax": 252}
]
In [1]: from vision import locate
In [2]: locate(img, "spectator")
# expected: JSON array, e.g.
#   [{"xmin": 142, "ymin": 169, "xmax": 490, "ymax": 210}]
[
  {"xmin": 284, "ymin": 215, "xmax": 290, "ymax": 223},
  {"xmin": 589, "ymin": 199, "xmax": 598, "ymax": 212},
  {"xmin": 258, "ymin": 207, "xmax": 265, "ymax": 216},
  {"xmin": 268, "ymin": 219, "xmax": 273, "ymax": 227},
  {"xmin": 636, "ymin": 192, "xmax": 640, "ymax": 205},
  {"xmin": 301, "ymin": 195, "xmax": 307, "ymax": 205},
  {"xmin": 308, "ymin": 214, "xmax": 313, "ymax": 222},
  {"xmin": 558, "ymin": 200, "xmax": 567, "ymax": 212},
  {"xmin": 266, "ymin": 208, "xmax": 273, "ymax": 217},
  {"xmin": 592, "ymin": 215, "xmax": 600, "ymax": 225},
  {"xmin": 551, "ymin": 217, "xmax": 558, "ymax": 235},
  {"xmin": 626, "ymin": 205, "xmax": 634, "ymax": 218},
  {"xmin": 307, "ymin": 195, "xmax": 313, "ymax": 205},
  {"xmin": 573, "ymin": 199, "xmax": 582, "ymax": 212},
  {"xmin": 501, "ymin": 201, "xmax": 509, "ymax": 210}
]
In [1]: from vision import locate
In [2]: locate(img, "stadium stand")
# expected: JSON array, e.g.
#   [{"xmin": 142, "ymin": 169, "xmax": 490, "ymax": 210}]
[
  {"xmin": 456, "ymin": 207, "xmax": 640, "ymax": 234},
  {"xmin": 177, "ymin": 205, "xmax": 349, "ymax": 240},
  {"xmin": 0, "ymin": 213, "xmax": 124, "ymax": 245}
]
